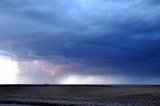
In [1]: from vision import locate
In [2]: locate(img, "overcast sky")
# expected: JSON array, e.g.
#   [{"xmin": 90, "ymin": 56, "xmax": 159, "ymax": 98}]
[{"xmin": 0, "ymin": 0, "xmax": 160, "ymax": 84}]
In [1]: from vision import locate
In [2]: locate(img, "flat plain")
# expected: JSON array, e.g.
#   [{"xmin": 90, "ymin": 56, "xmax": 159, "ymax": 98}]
[{"xmin": 0, "ymin": 85, "xmax": 160, "ymax": 106}]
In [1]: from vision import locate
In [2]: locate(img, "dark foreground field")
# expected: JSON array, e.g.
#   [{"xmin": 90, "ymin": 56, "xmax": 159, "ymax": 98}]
[{"xmin": 0, "ymin": 85, "xmax": 160, "ymax": 106}]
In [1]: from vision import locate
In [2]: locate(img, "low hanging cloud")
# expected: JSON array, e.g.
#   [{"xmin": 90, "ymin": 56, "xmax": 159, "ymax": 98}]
[
  {"xmin": 0, "ymin": 0, "xmax": 160, "ymax": 84},
  {"xmin": 57, "ymin": 75, "xmax": 121, "ymax": 84}
]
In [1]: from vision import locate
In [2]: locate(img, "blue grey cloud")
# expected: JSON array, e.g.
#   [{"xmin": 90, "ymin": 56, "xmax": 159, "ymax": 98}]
[{"xmin": 0, "ymin": 0, "xmax": 160, "ymax": 83}]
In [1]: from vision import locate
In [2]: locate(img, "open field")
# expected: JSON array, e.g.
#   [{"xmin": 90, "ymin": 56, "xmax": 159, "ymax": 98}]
[{"xmin": 0, "ymin": 85, "xmax": 160, "ymax": 106}]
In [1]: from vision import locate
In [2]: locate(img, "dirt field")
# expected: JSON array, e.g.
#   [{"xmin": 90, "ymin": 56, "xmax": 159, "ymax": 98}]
[{"xmin": 0, "ymin": 85, "xmax": 160, "ymax": 106}]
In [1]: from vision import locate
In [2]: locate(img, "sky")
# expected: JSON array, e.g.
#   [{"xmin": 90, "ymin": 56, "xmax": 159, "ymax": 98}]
[{"xmin": 0, "ymin": 0, "xmax": 160, "ymax": 84}]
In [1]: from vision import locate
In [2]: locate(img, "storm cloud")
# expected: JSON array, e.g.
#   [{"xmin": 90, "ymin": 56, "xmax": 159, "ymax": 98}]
[{"xmin": 0, "ymin": 0, "xmax": 160, "ymax": 84}]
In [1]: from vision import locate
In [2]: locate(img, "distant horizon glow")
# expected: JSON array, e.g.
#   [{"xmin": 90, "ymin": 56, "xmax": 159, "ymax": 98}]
[{"xmin": 57, "ymin": 74, "xmax": 120, "ymax": 84}]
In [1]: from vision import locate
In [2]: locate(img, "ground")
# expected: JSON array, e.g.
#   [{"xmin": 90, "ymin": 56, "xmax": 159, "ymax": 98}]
[{"xmin": 0, "ymin": 85, "xmax": 160, "ymax": 106}]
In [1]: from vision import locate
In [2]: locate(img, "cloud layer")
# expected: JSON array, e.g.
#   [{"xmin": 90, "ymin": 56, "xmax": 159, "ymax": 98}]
[{"xmin": 0, "ymin": 0, "xmax": 160, "ymax": 84}]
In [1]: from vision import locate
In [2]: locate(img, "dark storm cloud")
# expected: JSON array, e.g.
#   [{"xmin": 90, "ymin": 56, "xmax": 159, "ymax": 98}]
[{"xmin": 0, "ymin": 0, "xmax": 160, "ymax": 80}]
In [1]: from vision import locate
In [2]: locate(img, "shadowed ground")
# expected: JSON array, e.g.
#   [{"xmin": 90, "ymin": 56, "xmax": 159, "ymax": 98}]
[{"xmin": 0, "ymin": 85, "xmax": 160, "ymax": 106}]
